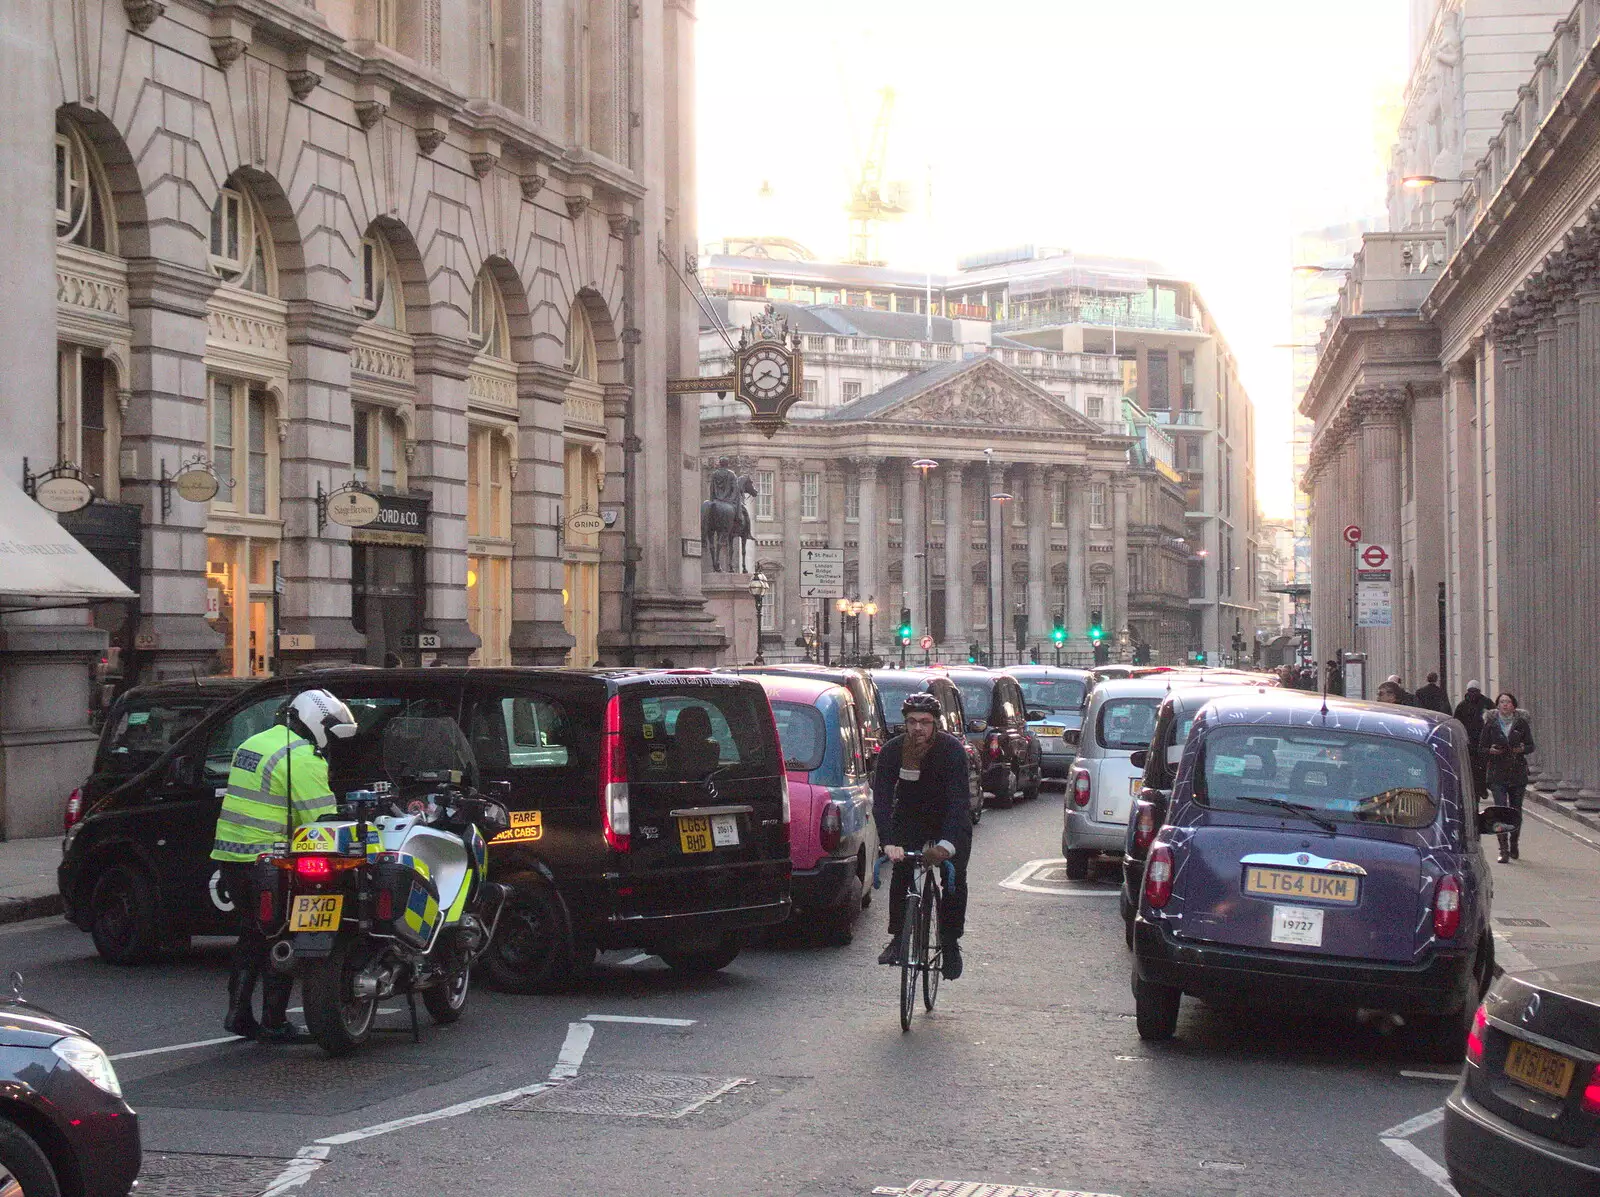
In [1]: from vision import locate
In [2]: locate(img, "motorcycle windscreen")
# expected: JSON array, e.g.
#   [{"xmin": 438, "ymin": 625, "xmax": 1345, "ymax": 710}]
[{"xmin": 382, "ymin": 715, "xmax": 480, "ymax": 797}]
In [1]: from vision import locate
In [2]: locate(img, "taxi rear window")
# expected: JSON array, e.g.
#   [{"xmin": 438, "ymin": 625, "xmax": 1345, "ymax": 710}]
[
  {"xmin": 771, "ymin": 701, "xmax": 826, "ymax": 772},
  {"xmin": 100, "ymin": 699, "xmax": 219, "ymax": 774},
  {"xmin": 622, "ymin": 685, "xmax": 777, "ymax": 781},
  {"xmin": 1019, "ymin": 677, "xmax": 1086, "ymax": 711},
  {"xmin": 1198, "ymin": 727, "xmax": 1439, "ymax": 828},
  {"xmin": 1096, "ymin": 698, "xmax": 1160, "ymax": 750}
]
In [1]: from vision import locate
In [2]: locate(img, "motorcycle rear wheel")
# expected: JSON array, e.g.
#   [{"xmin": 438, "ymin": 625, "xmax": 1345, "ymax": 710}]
[
  {"xmin": 302, "ymin": 935, "xmax": 377, "ymax": 1057},
  {"xmin": 422, "ymin": 959, "xmax": 470, "ymax": 1024}
]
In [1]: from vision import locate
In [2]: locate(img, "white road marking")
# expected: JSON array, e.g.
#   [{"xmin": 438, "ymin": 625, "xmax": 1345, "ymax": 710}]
[
  {"xmin": 1381, "ymin": 1106, "xmax": 1445, "ymax": 1138},
  {"xmin": 1378, "ymin": 1106, "xmax": 1458, "ymax": 1195},
  {"xmin": 1381, "ymin": 1138, "xmax": 1458, "ymax": 1193},
  {"xmin": 998, "ymin": 858, "xmax": 1120, "ymax": 897},
  {"xmin": 617, "ymin": 952, "xmax": 654, "ymax": 966},
  {"xmin": 261, "ymin": 1146, "xmax": 330, "ymax": 1197},
  {"xmin": 109, "ymin": 1034, "xmax": 243, "ymax": 1060},
  {"xmin": 1400, "ymin": 1070, "xmax": 1462, "ymax": 1082},
  {"xmin": 549, "ymin": 1020, "xmax": 594, "ymax": 1080},
  {"xmin": 584, "ymin": 1013, "xmax": 696, "ymax": 1027}
]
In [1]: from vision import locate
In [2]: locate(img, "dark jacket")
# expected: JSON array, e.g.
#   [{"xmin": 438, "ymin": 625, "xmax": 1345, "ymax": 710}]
[
  {"xmin": 1453, "ymin": 692, "xmax": 1493, "ymax": 729},
  {"xmin": 872, "ymin": 731, "xmax": 971, "ymax": 849},
  {"xmin": 1480, "ymin": 712, "xmax": 1535, "ymax": 789},
  {"xmin": 1413, "ymin": 682, "xmax": 1450, "ymax": 714}
]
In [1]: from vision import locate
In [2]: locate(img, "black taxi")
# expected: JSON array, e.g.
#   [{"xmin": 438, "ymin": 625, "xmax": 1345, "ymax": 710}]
[{"xmin": 59, "ymin": 668, "xmax": 792, "ymax": 991}]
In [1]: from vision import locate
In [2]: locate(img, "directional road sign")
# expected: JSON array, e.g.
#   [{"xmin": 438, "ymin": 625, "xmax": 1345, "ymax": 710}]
[{"xmin": 798, "ymin": 547, "xmax": 844, "ymax": 598}]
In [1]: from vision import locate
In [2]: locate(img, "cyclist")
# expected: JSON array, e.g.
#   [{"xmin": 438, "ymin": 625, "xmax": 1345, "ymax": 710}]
[{"xmin": 873, "ymin": 691, "xmax": 973, "ymax": 979}]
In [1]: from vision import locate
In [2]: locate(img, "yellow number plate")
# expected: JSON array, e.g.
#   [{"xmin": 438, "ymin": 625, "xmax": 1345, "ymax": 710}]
[
  {"xmin": 677, "ymin": 815, "xmax": 713, "ymax": 854},
  {"xmin": 288, "ymin": 894, "xmax": 344, "ymax": 932},
  {"xmin": 1505, "ymin": 1039, "xmax": 1575, "ymax": 1098},
  {"xmin": 491, "ymin": 809, "xmax": 543, "ymax": 844},
  {"xmin": 1243, "ymin": 867, "xmax": 1359, "ymax": 906},
  {"xmin": 1038, "ymin": 725, "xmax": 1066, "ymax": 737}
]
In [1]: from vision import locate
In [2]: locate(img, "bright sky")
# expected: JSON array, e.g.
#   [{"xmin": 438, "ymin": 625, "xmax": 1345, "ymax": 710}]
[{"xmin": 695, "ymin": 0, "xmax": 1412, "ymax": 518}]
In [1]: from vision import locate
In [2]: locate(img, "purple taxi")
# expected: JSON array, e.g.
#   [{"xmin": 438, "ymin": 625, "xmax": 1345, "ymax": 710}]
[{"xmin": 1132, "ymin": 690, "xmax": 1514, "ymax": 1062}]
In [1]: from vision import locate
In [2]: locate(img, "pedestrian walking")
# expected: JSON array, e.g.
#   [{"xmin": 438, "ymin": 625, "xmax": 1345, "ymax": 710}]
[
  {"xmin": 1414, "ymin": 672, "xmax": 1451, "ymax": 714},
  {"xmin": 1454, "ymin": 681, "xmax": 1494, "ymax": 798},
  {"xmin": 1376, "ymin": 680, "xmax": 1405, "ymax": 704},
  {"xmin": 1386, "ymin": 674, "xmax": 1416, "ymax": 706},
  {"xmin": 1480, "ymin": 692, "xmax": 1535, "ymax": 864}
]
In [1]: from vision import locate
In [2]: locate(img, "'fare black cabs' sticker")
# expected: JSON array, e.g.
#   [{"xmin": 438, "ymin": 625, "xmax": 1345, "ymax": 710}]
[{"xmin": 490, "ymin": 809, "xmax": 543, "ymax": 844}]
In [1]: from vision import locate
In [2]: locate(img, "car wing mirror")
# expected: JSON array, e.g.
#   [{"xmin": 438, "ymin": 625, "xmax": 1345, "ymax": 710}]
[
  {"xmin": 163, "ymin": 755, "xmax": 196, "ymax": 786},
  {"xmin": 1128, "ymin": 749, "xmax": 1148, "ymax": 770},
  {"xmin": 1477, "ymin": 805, "xmax": 1520, "ymax": 835},
  {"xmin": 1026, "ymin": 709, "xmax": 1049, "ymax": 722},
  {"xmin": 1061, "ymin": 728, "xmax": 1080, "ymax": 747},
  {"xmin": 1166, "ymin": 744, "xmax": 1184, "ymax": 767},
  {"xmin": 967, "ymin": 719, "xmax": 986, "ymax": 733}
]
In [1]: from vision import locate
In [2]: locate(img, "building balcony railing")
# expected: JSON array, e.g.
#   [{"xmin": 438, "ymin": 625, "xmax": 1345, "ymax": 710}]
[
  {"xmin": 1316, "ymin": 232, "xmax": 1443, "ymax": 357},
  {"xmin": 1147, "ymin": 409, "xmax": 1206, "ymax": 427},
  {"xmin": 995, "ymin": 305, "xmax": 1201, "ymax": 335}
]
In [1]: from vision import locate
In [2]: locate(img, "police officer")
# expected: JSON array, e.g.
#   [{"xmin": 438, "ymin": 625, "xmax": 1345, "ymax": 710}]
[{"xmin": 213, "ymin": 689, "xmax": 357, "ymax": 1042}]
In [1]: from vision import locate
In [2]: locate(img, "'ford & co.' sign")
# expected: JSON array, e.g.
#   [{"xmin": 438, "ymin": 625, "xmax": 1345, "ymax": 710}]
[{"xmin": 349, "ymin": 493, "xmax": 430, "ymax": 547}]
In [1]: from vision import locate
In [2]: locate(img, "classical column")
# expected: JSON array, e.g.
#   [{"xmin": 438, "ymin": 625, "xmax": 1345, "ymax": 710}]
[
  {"xmin": 986, "ymin": 459, "xmax": 1004, "ymax": 662},
  {"xmin": 901, "ymin": 459, "xmax": 923, "ymax": 637},
  {"xmin": 1576, "ymin": 270, "xmax": 1600, "ymax": 805},
  {"xmin": 1025, "ymin": 463, "xmax": 1049, "ymax": 642},
  {"xmin": 854, "ymin": 456, "xmax": 881, "ymax": 612},
  {"xmin": 1550, "ymin": 282, "xmax": 1582, "ymax": 796},
  {"xmin": 1350, "ymin": 390, "xmax": 1401, "ymax": 680},
  {"xmin": 779, "ymin": 457, "xmax": 803, "ymax": 645},
  {"xmin": 410, "ymin": 334, "xmax": 479, "ymax": 664},
  {"xmin": 511, "ymin": 363, "xmax": 577, "ymax": 664},
  {"xmin": 825, "ymin": 461, "xmax": 846, "ymax": 563},
  {"xmin": 123, "ymin": 260, "xmax": 224, "ymax": 677},
  {"xmin": 1065, "ymin": 466, "xmax": 1089, "ymax": 652},
  {"xmin": 1111, "ymin": 479, "xmax": 1131, "ymax": 643},
  {"xmin": 279, "ymin": 301, "xmax": 367, "ymax": 666},
  {"xmin": 945, "ymin": 462, "xmax": 967, "ymax": 647}
]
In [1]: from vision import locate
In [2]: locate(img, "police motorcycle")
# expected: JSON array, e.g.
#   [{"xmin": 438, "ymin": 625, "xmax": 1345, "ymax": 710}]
[{"xmin": 258, "ymin": 715, "xmax": 511, "ymax": 1056}]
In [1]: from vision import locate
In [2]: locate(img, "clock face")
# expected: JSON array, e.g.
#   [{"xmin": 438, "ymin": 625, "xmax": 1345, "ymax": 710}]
[{"xmin": 739, "ymin": 346, "xmax": 793, "ymax": 402}]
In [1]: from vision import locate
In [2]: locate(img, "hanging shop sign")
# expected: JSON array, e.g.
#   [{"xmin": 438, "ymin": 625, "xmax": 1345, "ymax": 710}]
[
  {"xmin": 351, "ymin": 493, "xmax": 429, "ymax": 547},
  {"xmin": 173, "ymin": 467, "xmax": 221, "ymax": 503},
  {"xmin": 34, "ymin": 474, "xmax": 94, "ymax": 514},
  {"xmin": 566, "ymin": 510, "xmax": 606, "ymax": 536},
  {"xmin": 327, "ymin": 489, "xmax": 382, "ymax": 529}
]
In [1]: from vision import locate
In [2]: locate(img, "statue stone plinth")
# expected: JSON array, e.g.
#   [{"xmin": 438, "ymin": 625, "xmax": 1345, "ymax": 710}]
[{"xmin": 703, "ymin": 572, "xmax": 760, "ymax": 665}]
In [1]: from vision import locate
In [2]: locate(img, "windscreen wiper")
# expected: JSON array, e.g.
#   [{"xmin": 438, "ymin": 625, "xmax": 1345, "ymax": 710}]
[{"xmin": 1233, "ymin": 794, "xmax": 1339, "ymax": 835}]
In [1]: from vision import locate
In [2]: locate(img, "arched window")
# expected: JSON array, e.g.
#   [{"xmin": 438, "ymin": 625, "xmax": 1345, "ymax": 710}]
[
  {"xmin": 356, "ymin": 234, "xmax": 406, "ymax": 330},
  {"xmin": 564, "ymin": 300, "xmax": 598, "ymax": 381},
  {"xmin": 209, "ymin": 183, "xmax": 275, "ymax": 295},
  {"xmin": 470, "ymin": 270, "xmax": 510, "ymax": 360},
  {"xmin": 55, "ymin": 121, "xmax": 113, "ymax": 253}
]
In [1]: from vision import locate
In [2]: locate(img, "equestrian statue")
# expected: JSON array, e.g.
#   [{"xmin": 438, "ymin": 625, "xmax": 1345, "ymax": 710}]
[{"xmin": 701, "ymin": 459, "xmax": 756, "ymax": 573}]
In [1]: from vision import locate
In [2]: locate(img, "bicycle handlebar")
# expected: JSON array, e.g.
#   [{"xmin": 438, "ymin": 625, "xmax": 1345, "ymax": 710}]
[{"xmin": 872, "ymin": 851, "xmax": 956, "ymax": 891}]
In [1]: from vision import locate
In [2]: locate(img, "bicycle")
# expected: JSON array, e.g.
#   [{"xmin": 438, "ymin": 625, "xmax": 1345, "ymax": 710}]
[{"xmin": 873, "ymin": 850, "xmax": 956, "ymax": 1032}]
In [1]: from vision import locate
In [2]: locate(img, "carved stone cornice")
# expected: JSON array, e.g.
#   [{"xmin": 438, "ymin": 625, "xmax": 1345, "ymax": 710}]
[
  {"xmin": 519, "ymin": 173, "xmax": 546, "ymax": 201},
  {"xmin": 211, "ymin": 36, "xmax": 249, "ymax": 69},
  {"xmin": 778, "ymin": 458, "xmax": 805, "ymax": 479}
]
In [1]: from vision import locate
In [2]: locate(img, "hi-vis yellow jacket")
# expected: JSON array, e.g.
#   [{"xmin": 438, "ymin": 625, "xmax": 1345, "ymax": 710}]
[{"xmin": 210, "ymin": 724, "xmax": 336, "ymax": 862}]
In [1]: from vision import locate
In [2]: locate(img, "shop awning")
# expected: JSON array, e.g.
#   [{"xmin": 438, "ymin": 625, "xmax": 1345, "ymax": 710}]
[{"xmin": 0, "ymin": 476, "xmax": 136, "ymax": 604}]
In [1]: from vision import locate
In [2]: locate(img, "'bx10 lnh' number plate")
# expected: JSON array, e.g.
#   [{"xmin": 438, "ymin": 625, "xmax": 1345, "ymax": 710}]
[{"xmin": 289, "ymin": 894, "xmax": 343, "ymax": 932}]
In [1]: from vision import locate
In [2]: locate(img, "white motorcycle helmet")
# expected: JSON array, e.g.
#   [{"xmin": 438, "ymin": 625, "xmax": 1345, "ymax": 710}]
[{"xmin": 288, "ymin": 689, "xmax": 359, "ymax": 751}]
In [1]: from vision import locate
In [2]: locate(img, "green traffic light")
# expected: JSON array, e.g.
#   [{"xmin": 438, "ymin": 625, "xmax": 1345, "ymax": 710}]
[{"xmin": 1051, "ymin": 627, "xmax": 1065, "ymax": 644}]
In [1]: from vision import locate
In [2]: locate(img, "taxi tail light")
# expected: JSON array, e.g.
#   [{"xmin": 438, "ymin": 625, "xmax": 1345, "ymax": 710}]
[
  {"xmin": 1581, "ymin": 1063, "xmax": 1600, "ymax": 1115},
  {"xmin": 1466, "ymin": 1003, "xmax": 1488, "ymax": 1066},
  {"xmin": 1133, "ymin": 802, "xmax": 1157, "ymax": 853},
  {"xmin": 64, "ymin": 788, "xmax": 84, "ymax": 834},
  {"xmin": 819, "ymin": 801, "xmax": 843, "ymax": 853},
  {"xmin": 1071, "ymin": 769, "xmax": 1092, "ymax": 808},
  {"xmin": 1433, "ymin": 874, "xmax": 1462, "ymax": 939},
  {"xmin": 1145, "ymin": 845, "xmax": 1174, "ymax": 909},
  {"xmin": 599, "ymin": 694, "xmax": 631, "ymax": 853}
]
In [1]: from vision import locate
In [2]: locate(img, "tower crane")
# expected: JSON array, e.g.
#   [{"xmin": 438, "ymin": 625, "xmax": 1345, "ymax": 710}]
[{"xmin": 845, "ymin": 88, "xmax": 909, "ymax": 265}]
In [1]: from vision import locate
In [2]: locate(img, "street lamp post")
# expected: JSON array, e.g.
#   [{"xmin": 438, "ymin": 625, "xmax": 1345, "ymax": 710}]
[
  {"xmin": 747, "ymin": 571, "xmax": 771, "ymax": 664},
  {"xmin": 864, "ymin": 598, "xmax": 877, "ymax": 663},
  {"xmin": 836, "ymin": 597, "xmax": 851, "ymax": 665},
  {"xmin": 912, "ymin": 459, "xmax": 938, "ymax": 654}
]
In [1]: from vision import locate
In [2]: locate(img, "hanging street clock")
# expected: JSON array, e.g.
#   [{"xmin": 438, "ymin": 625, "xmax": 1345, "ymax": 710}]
[{"xmin": 667, "ymin": 304, "xmax": 804, "ymax": 437}]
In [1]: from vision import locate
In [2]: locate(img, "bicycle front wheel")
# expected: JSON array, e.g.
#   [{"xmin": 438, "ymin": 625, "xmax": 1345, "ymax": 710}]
[
  {"xmin": 922, "ymin": 879, "xmax": 942, "ymax": 1012},
  {"xmin": 899, "ymin": 891, "xmax": 921, "ymax": 1033}
]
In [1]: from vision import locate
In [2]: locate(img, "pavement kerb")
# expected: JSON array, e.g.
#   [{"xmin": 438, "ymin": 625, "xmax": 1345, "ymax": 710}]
[
  {"xmin": 0, "ymin": 894, "xmax": 64, "ymax": 927},
  {"xmin": 1526, "ymin": 788, "xmax": 1600, "ymax": 838}
]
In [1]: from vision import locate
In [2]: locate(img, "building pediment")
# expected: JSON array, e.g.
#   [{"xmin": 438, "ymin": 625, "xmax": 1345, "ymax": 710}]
[{"xmin": 864, "ymin": 357, "xmax": 1103, "ymax": 434}]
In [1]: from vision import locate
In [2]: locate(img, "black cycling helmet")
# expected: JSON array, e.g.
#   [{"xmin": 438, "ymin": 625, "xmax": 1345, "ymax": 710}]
[{"xmin": 901, "ymin": 692, "xmax": 943, "ymax": 718}]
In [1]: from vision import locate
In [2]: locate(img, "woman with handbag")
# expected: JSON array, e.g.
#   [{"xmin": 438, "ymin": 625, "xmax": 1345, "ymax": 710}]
[{"xmin": 1480, "ymin": 692, "xmax": 1535, "ymax": 864}]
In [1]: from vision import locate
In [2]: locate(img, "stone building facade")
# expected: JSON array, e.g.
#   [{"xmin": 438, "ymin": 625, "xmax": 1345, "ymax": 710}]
[
  {"xmin": 0, "ymin": 0, "xmax": 718, "ymax": 832},
  {"xmin": 1304, "ymin": 0, "xmax": 1600, "ymax": 805},
  {"xmin": 700, "ymin": 354, "xmax": 1198, "ymax": 666}
]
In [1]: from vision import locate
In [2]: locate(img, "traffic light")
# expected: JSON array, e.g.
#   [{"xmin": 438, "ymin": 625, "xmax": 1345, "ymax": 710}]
[
  {"xmin": 1050, "ymin": 615, "xmax": 1066, "ymax": 646},
  {"xmin": 1089, "ymin": 608, "xmax": 1105, "ymax": 643},
  {"xmin": 967, "ymin": 641, "xmax": 980, "ymax": 664},
  {"xmin": 898, "ymin": 607, "xmax": 913, "ymax": 644}
]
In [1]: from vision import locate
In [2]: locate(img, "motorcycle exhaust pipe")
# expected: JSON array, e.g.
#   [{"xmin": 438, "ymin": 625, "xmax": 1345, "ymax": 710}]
[{"xmin": 269, "ymin": 938, "xmax": 296, "ymax": 972}]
